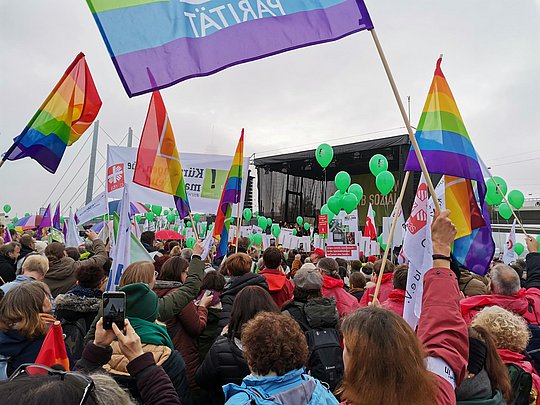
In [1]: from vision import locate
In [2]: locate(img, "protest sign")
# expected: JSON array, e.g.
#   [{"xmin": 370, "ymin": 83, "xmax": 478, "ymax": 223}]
[{"xmin": 326, "ymin": 210, "xmax": 359, "ymax": 260}]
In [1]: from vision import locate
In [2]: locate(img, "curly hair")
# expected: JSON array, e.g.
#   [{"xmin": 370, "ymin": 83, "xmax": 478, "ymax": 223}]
[
  {"xmin": 242, "ymin": 312, "xmax": 308, "ymax": 376},
  {"xmin": 76, "ymin": 264, "xmax": 104, "ymax": 289},
  {"xmin": 472, "ymin": 306, "xmax": 530, "ymax": 352}
]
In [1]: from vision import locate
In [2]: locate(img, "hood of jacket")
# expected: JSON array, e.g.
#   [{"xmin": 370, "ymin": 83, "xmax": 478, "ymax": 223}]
[
  {"xmin": 55, "ymin": 293, "xmax": 101, "ymax": 313},
  {"xmin": 223, "ymin": 272, "xmax": 268, "ymax": 297},
  {"xmin": 461, "ymin": 290, "xmax": 531, "ymax": 318},
  {"xmin": 104, "ymin": 341, "xmax": 172, "ymax": 376},
  {"xmin": 322, "ymin": 274, "xmax": 344, "ymax": 290},
  {"xmin": 260, "ymin": 268, "xmax": 287, "ymax": 292},
  {"xmin": 153, "ymin": 280, "xmax": 182, "ymax": 298},
  {"xmin": 0, "ymin": 329, "xmax": 41, "ymax": 357},
  {"xmin": 47, "ymin": 257, "xmax": 76, "ymax": 280}
]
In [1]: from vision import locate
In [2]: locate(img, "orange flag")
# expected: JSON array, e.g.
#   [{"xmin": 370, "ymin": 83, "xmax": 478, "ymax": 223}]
[{"xmin": 35, "ymin": 321, "xmax": 70, "ymax": 371}]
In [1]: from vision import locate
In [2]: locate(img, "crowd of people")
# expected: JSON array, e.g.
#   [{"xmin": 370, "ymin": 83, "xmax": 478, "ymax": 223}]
[{"xmin": 0, "ymin": 211, "xmax": 539, "ymax": 404}]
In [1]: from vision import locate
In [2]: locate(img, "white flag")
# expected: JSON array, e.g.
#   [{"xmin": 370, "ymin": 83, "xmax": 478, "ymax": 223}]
[
  {"xmin": 66, "ymin": 208, "xmax": 83, "ymax": 247},
  {"xmin": 403, "ymin": 175, "xmax": 433, "ymax": 330},
  {"xmin": 364, "ymin": 203, "xmax": 377, "ymax": 240},
  {"xmin": 200, "ymin": 233, "xmax": 215, "ymax": 261},
  {"xmin": 107, "ymin": 185, "xmax": 131, "ymax": 291},
  {"xmin": 76, "ymin": 191, "xmax": 107, "ymax": 225},
  {"xmin": 502, "ymin": 219, "xmax": 518, "ymax": 264}
]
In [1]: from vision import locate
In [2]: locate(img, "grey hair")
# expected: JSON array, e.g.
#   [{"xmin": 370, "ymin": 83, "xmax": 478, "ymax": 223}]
[
  {"xmin": 90, "ymin": 372, "xmax": 135, "ymax": 405},
  {"xmin": 490, "ymin": 264, "xmax": 521, "ymax": 296},
  {"xmin": 181, "ymin": 248, "xmax": 193, "ymax": 262}
]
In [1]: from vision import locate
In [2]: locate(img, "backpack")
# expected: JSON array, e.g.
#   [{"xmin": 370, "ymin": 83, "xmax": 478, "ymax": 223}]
[
  {"xmin": 506, "ymin": 363, "xmax": 533, "ymax": 405},
  {"xmin": 526, "ymin": 324, "xmax": 540, "ymax": 373},
  {"xmin": 60, "ymin": 317, "xmax": 88, "ymax": 362}
]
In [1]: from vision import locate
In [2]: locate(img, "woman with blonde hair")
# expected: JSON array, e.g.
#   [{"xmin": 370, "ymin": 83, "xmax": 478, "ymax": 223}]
[
  {"xmin": 0, "ymin": 281, "xmax": 69, "ymax": 376},
  {"xmin": 473, "ymin": 305, "xmax": 540, "ymax": 403},
  {"xmin": 338, "ymin": 211, "xmax": 469, "ymax": 405}
]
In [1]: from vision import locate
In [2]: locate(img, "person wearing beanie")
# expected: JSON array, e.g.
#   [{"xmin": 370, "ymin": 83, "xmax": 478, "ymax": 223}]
[
  {"xmin": 455, "ymin": 326, "xmax": 511, "ymax": 404},
  {"xmin": 103, "ymin": 282, "xmax": 192, "ymax": 405},
  {"xmin": 317, "ymin": 258, "xmax": 358, "ymax": 318}
]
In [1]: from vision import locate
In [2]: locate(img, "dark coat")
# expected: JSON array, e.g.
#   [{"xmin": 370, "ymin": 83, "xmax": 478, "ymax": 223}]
[
  {"xmin": 526, "ymin": 252, "xmax": 540, "ymax": 290},
  {"xmin": 154, "ymin": 280, "xmax": 208, "ymax": 389},
  {"xmin": 218, "ymin": 272, "xmax": 268, "ymax": 328},
  {"xmin": 0, "ymin": 330, "xmax": 45, "ymax": 376},
  {"xmin": 195, "ymin": 334, "xmax": 250, "ymax": 404},
  {"xmin": 198, "ymin": 307, "xmax": 222, "ymax": 362},
  {"xmin": 282, "ymin": 297, "xmax": 339, "ymax": 332},
  {"xmin": 55, "ymin": 287, "xmax": 102, "ymax": 329},
  {"xmin": 75, "ymin": 343, "xmax": 181, "ymax": 405},
  {"xmin": 0, "ymin": 254, "xmax": 17, "ymax": 285}
]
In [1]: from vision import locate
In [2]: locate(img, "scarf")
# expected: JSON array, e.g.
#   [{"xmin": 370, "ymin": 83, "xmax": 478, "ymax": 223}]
[
  {"xmin": 68, "ymin": 285, "xmax": 103, "ymax": 298},
  {"xmin": 128, "ymin": 317, "xmax": 174, "ymax": 349}
]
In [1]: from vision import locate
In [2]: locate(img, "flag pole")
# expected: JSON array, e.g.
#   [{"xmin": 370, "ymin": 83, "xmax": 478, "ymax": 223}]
[
  {"xmin": 189, "ymin": 212, "xmax": 200, "ymax": 240},
  {"xmin": 491, "ymin": 176, "xmax": 528, "ymax": 236},
  {"xmin": 369, "ymin": 29, "xmax": 440, "ymax": 214},
  {"xmin": 235, "ymin": 204, "xmax": 242, "ymax": 253},
  {"xmin": 372, "ymin": 171, "xmax": 410, "ymax": 303}
]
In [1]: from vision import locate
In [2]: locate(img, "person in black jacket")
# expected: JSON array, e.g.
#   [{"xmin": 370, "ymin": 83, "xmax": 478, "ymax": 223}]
[
  {"xmin": 218, "ymin": 253, "xmax": 268, "ymax": 329},
  {"xmin": 196, "ymin": 285, "xmax": 279, "ymax": 404},
  {"xmin": 525, "ymin": 236, "xmax": 540, "ymax": 290},
  {"xmin": 0, "ymin": 242, "xmax": 20, "ymax": 285}
]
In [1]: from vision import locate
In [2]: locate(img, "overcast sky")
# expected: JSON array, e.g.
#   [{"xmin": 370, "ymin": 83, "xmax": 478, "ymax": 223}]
[{"xmin": 0, "ymin": 0, "xmax": 539, "ymax": 216}]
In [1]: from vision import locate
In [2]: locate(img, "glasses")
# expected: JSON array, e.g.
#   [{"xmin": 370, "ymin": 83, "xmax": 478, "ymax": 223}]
[{"xmin": 9, "ymin": 363, "xmax": 95, "ymax": 405}]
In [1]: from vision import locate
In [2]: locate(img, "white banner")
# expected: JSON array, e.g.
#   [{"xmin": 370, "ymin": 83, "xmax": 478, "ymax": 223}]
[
  {"xmin": 76, "ymin": 191, "xmax": 107, "ymax": 225},
  {"xmin": 326, "ymin": 210, "xmax": 359, "ymax": 260},
  {"xmin": 105, "ymin": 145, "xmax": 249, "ymax": 214},
  {"xmin": 278, "ymin": 228, "xmax": 294, "ymax": 245}
]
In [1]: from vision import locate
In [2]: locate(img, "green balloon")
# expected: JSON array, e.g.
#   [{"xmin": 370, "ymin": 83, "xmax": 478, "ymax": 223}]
[
  {"xmin": 8, "ymin": 224, "xmax": 14, "ymax": 230},
  {"xmin": 514, "ymin": 242, "xmax": 525, "ymax": 256},
  {"xmin": 253, "ymin": 234, "xmax": 263, "ymax": 245},
  {"xmin": 348, "ymin": 183, "xmax": 364, "ymax": 202},
  {"xmin": 182, "ymin": 228, "xmax": 186, "ymax": 236},
  {"xmin": 257, "ymin": 216, "xmax": 267, "ymax": 229},
  {"xmin": 342, "ymin": 192, "xmax": 359, "ymax": 214},
  {"xmin": 485, "ymin": 193, "xmax": 497, "ymax": 206},
  {"xmin": 369, "ymin": 154, "xmax": 388, "ymax": 177},
  {"xmin": 12, "ymin": 217, "xmax": 19, "ymax": 223},
  {"xmin": 194, "ymin": 213, "xmax": 201, "ymax": 222},
  {"xmin": 145, "ymin": 203, "xmax": 151, "ymax": 209},
  {"xmin": 174, "ymin": 225, "xmax": 179, "ymax": 232},
  {"xmin": 296, "ymin": 216, "xmax": 304, "ymax": 226},
  {"xmin": 335, "ymin": 171, "xmax": 351, "ymax": 193},
  {"xmin": 320, "ymin": 204, "xmax": 335, "ymax": 222},
  {"xmin": 186, "ymin": 237, "xmax": 196, "ymax": 249},
  {"xmin": 266, "ymin": 218, "xmax": 273, "ymax": 228},
  {"xmin": 293, "ymin": 229, "xmax": 298, "ymax": 236},
  {"xmin": 186, "ymin": 221, "xmax": 192, "ymax": 228},
  {"xmin": 304, "ymin": 223, "xmax": 311, "ymax": 231},
  {"xmin": 24, "ymin": 213, "xmax": 30, "ymax": 217},
  {"xmin": 3, "ymin": 204, "xmax": 11, "ymax": 213},
  {"xmin": 164, "ymin": 210, "xmax": 169, "ymax": 215},
  {"xmin": 145, "ymin": 212, "xmax": 155, "ymax": 221},
  {"xmin": 151, "ymin": 205, "xmax": 162, "ymax": 216},
  {"xmin": 376, "ymin": 171, "xmax": 395, "ymax": 196},
  {"xmin": 167, "ymin": 213, "xmax": 176, "ymax": 223},
  {"xmin": 486, "ymin": 177, "xmax": 507, "ymax": 205},
  {"xmin": 327, "ymin": 196, "xmax": 342, "ymax": 215},
  {"xmin": 315, "ymin": 143, "xmax": 334, "ymax": 169},
  {"xmin": 508, "ymin": 190, "xmax": 525, "ymax": 210},
  {"xmin": 243, "ymin": 208, "xmax": 253, "ymax": 222},
  {"xmin": 498, "ymin": 203, "xmax": 512, "ymax": 220},
  {"xmin": 271, "ymin": 224, "xmax": 281, "ymax": 238}
]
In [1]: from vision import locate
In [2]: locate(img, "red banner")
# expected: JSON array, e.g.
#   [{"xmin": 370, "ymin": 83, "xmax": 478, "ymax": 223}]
[{"xmin": 318, "ymin": 214, "xmax": 328, "ymax": 236}]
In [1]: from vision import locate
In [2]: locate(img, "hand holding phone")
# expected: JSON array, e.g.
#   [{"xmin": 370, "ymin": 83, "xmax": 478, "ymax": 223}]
[{"xmin": 103, "ymin": 291, "xmax": 126, "ymax": 330}]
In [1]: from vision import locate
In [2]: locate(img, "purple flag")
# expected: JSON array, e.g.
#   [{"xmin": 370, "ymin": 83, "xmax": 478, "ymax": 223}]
[
  {"xmin": 4, "ymin": 227, "xmax": 12, "ymax": 243},
  {"xmin": 37, "ymin": 204, "xmax": 52, "ymax": 238},
  {"xmin": 86, "ymin": 0, "xmax": 373, "ymax": 97},
  {"xmin": 53, "ymin": 204, "xmax": 61, "ymax": 230}
]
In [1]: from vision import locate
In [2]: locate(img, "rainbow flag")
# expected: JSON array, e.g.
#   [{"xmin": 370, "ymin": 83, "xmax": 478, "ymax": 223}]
[
  {"xmin": 405, "ymin": 57, "xmax": 493, "ymax": 274},
  {"xmin": 35, "ymin": 322, "xmax": 70, "ymax": 371},
  {"xmin": 133, "ymin": 91, "xmax": 190, "ymax": 218},
  {"xmin": 85, "ymin": 0, "xmax": 373, "ymax": 97},
  {"xmin": 213, "ymin": 130, "xmax": 244, "ymax": 258},
  {"xmin": 3, "ymin": 53, "xmax": 102, "ymax": 173}
]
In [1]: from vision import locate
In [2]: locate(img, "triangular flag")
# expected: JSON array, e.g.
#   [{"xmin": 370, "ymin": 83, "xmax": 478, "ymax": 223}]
[
  {"xmin": 35, "ymin": 321, "xmax": 70, "ymax": 371},
  {"xmin": 364, "ymin": 203, "xmax": 377, "ymax": 240}
]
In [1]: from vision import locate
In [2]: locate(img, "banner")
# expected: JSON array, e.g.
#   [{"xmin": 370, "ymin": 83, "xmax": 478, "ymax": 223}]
[
  {"xmin": 106, "ymin": 146, "xmax": 249, "ymax": 214},
  {"xmin": 318, "ymin": 214, "xmax": 328, "ymax": 237},
  {"xmin": 76, "ymin": 191, "xmax": 107, "ymax": 224},
  {"xmin": 86, "ymin": 0, "xmax": 373, "ymax": 97},
  {"xmin": 326, "ymin": 210, "xmax": 358, "ymax": 260}
]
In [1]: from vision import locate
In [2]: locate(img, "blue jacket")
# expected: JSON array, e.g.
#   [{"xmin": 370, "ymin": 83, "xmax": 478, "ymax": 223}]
[
  {"xmin": 223, "ymin": 368, "xmax": 338, "ymax": 405},
  {"xmin": 0, "ymin": 330, "xmax": 45, "ymax": 376}
]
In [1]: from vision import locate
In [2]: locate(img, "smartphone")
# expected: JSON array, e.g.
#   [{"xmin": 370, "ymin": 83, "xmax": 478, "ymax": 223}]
[
  {"xmin": 204, "ymin": 289, "xmax": 212, "ymax": 297},
  {"xmin": 79, "ymin": 230, "xmax": 87, "ymax": 237},
  {"xmin": 103, "ymin": 291, "xmax": 126, "ymax": 330}
]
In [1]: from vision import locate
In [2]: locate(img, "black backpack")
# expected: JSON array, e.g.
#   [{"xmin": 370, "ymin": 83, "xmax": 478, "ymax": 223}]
[
  {"xmin": 61, "ymin": 317, "xmax": 88, "ymax": 362},
  {"xmin": 507, "ymin": 363, "xmax": 533, "ymax": 405},
  {"xmin": 286, "ymin": 299, "xmax": 344, "ymax": 391}
]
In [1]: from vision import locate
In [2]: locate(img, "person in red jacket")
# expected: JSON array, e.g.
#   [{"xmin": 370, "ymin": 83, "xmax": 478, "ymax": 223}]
[
  {"xmin": 318, "ymin": 258, "xmax": 358, "ymax": 318},
  {"xmin": 338, "ymin": 210, "xmax": 468, "ymax": 405},
  {"xmin": 358, "ymin": 259, "xmax": 395, "ymax": 307},
  {"xmin": 472, "ymin": 305, "xmax": 540, "ymax": 402},
  {"xmin": 259, "ymin": 247, "xmax": 294, "ymax": 309},
  {"xmin": 381, "ymin": 264, "xmax": 408, "ymax": 316},
  {"xmin": 461, "ymin": 259, "xmax": 540, "ymax": 325}
]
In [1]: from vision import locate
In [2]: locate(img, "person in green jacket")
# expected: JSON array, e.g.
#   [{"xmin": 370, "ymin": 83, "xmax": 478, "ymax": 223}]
[
  {"xmin": 456, "ymin": 325, "xmax": 511, "ymax": 405},
  {"xmin": 84, "ymin": 240, "xmax": 205, "ymax": 345}
]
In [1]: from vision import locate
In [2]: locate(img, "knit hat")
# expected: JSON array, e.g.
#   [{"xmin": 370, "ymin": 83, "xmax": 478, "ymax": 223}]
[
  {"xmin": 119, "ymin": 282, "xmax": 159, "ymax": 322},
  {"xmin": 294, "ymin": 265, "xmax": 323, "ymax": 290}
]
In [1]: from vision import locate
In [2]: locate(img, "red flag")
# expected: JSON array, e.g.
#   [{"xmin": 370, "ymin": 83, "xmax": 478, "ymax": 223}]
[
  {"xmin": 364, "ymin": 203, "xmax": 377, "ymax": 240},
  {"xmin": 35, "ymin": 321, "xmax": 70, "ymax": 371}
]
